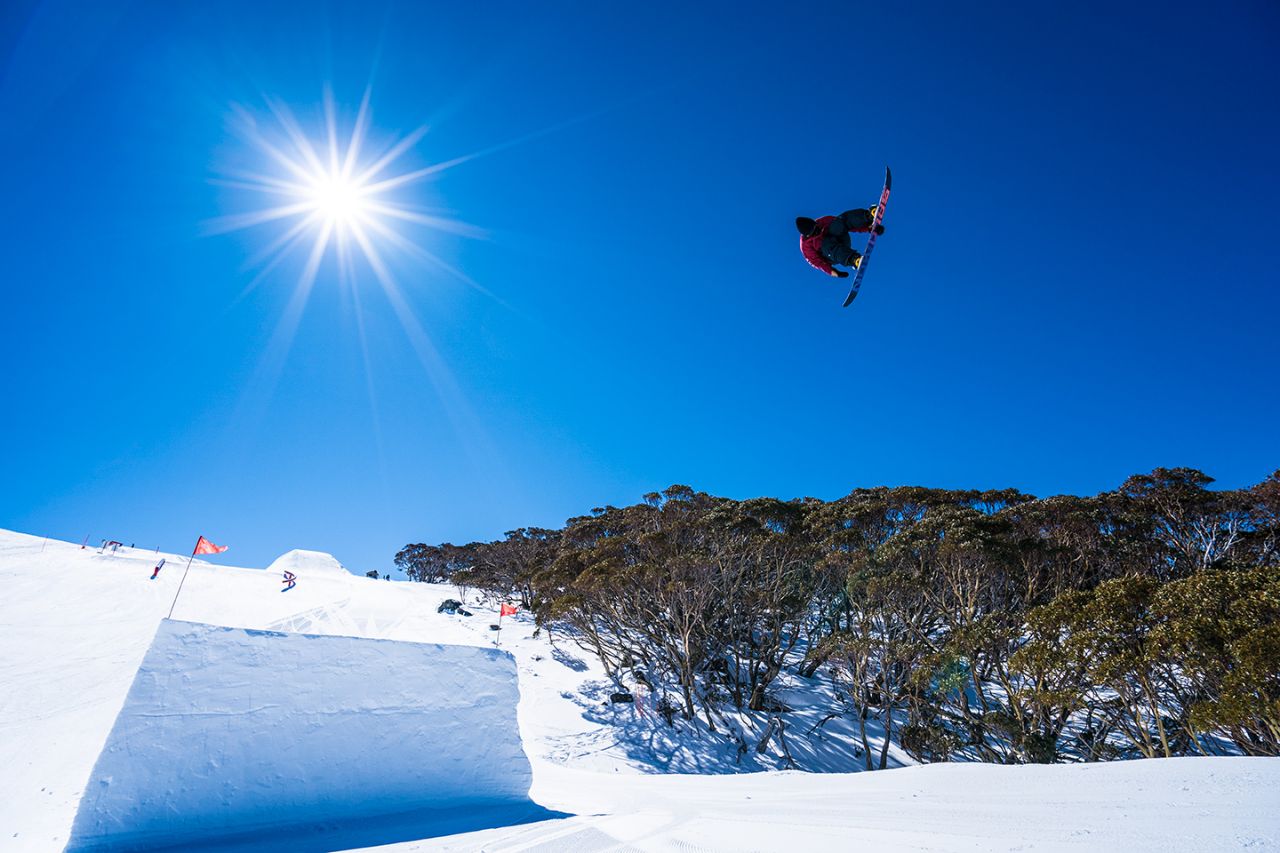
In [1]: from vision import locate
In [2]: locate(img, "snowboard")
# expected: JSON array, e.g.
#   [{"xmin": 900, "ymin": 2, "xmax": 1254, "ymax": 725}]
[{"xmin": 842, "ymin": 166, "xmax": 892, "ymax": 307}]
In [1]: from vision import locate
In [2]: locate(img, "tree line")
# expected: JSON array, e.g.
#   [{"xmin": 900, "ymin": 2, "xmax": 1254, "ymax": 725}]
[{"xmin": 395, "ymin": 468, "xmax": 1279, "ymax": 767}]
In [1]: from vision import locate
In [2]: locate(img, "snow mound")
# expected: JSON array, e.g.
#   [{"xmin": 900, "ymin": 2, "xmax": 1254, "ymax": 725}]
[
  {"xmin": 265, "ymin": 548, "xmax": 352, "ymax": 578},
  {"xmin": 66, "ymin": 620, "xmax": 557, "ymax": 852}
]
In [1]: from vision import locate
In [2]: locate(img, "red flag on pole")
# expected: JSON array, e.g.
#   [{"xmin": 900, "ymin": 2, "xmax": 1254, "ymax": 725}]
[
  {"xmin": 167, "ymin": 536, "xmax": 228, "ymax": 621},
  {"xmin": 193, "ymin": 536, "xmax": 228, "ymax": 555},
  {"xmin": 500, "ymin": 604, "xmax": 518, "ymax": 617}
]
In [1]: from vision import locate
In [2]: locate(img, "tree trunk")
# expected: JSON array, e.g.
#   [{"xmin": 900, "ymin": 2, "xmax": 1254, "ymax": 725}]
[
  {"xmin": 857, "ymin": 704, "xmax": 874, "ymax": 771},
  {"xmin": 878, "ymin": 707, "xmax": 894, "ymax": 770},
  {"xmin": 680, "ymin": 675, "xmax": 697, "ymax": 721},
  {"xmin": 756, "ymin": 716, "xmax": 777, "ymax": 755}
]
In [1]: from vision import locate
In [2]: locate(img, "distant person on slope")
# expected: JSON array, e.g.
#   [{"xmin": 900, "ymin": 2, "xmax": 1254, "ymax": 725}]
[
  {"xmin": 796, "ymin": 206, "xmax": 884, "ymax": 278},
  {"xmin": 150, "ymin": 558, "xmax": 165, "ymax": 580}
]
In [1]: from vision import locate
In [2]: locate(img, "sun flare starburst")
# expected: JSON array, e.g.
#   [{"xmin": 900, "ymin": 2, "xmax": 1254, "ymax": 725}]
[
  {"xmin": 209, "ymin": 89, "xmax": 488, "ymax": 303},
  {"xmin": 206, "ymin": 89, "xmax": 503, "ymax": 461},
  {"xmin": 206, "ymin": 88, "xmax": 594, "ymax": 492}
]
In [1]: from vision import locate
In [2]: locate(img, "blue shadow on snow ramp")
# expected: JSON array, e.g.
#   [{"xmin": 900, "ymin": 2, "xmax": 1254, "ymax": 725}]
[{"xmin": 67, "ymin": 620, "xmax": 569, "ymax": 851}]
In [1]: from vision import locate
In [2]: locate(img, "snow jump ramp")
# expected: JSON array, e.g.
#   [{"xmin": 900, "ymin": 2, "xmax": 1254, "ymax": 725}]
[{"xmin": 67, "ymin": 620, "xmax": 562, "ymax": 852}]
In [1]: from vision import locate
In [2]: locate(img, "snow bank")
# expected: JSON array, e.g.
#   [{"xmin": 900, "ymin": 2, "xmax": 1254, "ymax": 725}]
[
  {"xmin": 67, "ymin": 620, "xmax": 550, "ymax": 852},
  {"xmin": 265, "ymin": 548, "xmax": 353, "ymax": 578}
]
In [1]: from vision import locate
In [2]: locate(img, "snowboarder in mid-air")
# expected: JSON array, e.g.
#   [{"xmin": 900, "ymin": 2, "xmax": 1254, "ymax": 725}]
[
  {"xmin": 796, "ymin": 206, "xmax": 884, "ymax": 279},
  {"xmin": 797, "ymin": 168, "xmax": 892, "ymax": 308}
]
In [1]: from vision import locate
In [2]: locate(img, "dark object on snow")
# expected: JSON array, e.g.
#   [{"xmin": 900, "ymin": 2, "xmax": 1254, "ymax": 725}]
[
  {"xmin": 437, "ymin": 599, "xmax": 462, "ymax": 614},
  {"xmin": 756, "ymin": 695, "xmax": 795, "ymax": 714},
  {"xmin": 489, "ymin": 624, "xmax": 501, "ymax": 631},
  {"xmin": 704, "ymin": 658, "xmax": 732, "ymax": 685},
  {"xmin": 609, "ymin": 692, "xmax": 634, "ymax": 704},
  {"xmin": 457, "ymin": 607, "xmax": 473, "ymax": 617}
]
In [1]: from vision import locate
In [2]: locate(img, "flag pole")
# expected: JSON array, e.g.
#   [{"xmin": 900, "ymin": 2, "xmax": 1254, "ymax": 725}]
[{"xmin": 166, "ymin": 539, "xmax": 200, "ymax": 621}]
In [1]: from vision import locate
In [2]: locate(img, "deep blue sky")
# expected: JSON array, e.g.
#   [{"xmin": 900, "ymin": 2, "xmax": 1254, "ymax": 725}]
[{"xmin": 2, "ymin": 1, "xmax": 1277, "ymax": 574}]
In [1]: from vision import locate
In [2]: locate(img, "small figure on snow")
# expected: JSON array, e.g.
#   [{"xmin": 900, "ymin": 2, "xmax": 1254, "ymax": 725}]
[
  {"xmin": 150, "ymin": 558, "xmax": 165, "ymax": 580},
  {"xmin": 796, "ymin": 206, "xmax": 884, "ymax": 278},
  {"xmin": 281, "ymin": 570, "xmax": 297, "ymax": 592}
]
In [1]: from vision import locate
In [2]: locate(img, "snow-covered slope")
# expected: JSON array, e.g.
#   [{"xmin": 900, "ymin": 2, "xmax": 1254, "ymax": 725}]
[
  {"xmin": 367, "ymin": 757, "xmax": 1279, "ymax": 852},
  {"xmin": 0, "ymin": 529, "xmax": 645, "ymax": 850},
  {"xmin": 2, "ymin": 528, "xmax": 1277, "ymax": 852}
]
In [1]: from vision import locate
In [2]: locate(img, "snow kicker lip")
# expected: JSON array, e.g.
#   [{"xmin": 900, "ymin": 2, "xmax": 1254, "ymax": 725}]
[{"xmin": 66, "ymin": 620, "xmax": 567, "ymax": 852}]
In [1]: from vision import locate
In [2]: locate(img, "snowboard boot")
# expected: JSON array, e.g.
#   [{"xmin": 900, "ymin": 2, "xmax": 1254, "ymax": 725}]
[{"xmin": 868, "ymin": 205, "xmax": 885, "ymax": 235}]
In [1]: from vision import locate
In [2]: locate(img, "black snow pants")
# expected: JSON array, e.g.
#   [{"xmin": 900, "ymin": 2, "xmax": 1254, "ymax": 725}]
[{"xmin": 821, "ymin": 209, "xmax": 875, "ymax": 267}]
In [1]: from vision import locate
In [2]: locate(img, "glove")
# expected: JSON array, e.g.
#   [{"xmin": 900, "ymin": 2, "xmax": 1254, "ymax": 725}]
[{"xmin": 831, "ymin": 269, "xmax": 849, "ymax": 279}]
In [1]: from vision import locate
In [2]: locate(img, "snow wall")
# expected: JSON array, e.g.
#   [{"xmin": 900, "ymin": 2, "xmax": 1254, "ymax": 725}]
[{"xmin": 67, "ymin": 620, "xmax": 549, "ymax": 852}]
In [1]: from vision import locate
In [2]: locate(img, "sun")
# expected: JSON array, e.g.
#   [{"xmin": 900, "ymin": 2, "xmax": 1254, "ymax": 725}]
[
  {"xmin": 208, "ymin": 88, "xmax": 482, "ymax": 296},
  {"xmin": 307, "ymin": 173, "xmax": 369, "ymax": 227}
]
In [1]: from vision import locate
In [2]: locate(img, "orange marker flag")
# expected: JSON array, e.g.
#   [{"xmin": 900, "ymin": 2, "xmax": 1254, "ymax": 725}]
[
  {"xmin": 193, "ymin": 536, "xmax": 229, "ymax": 555},
  {"xmin": 500, "ymin": 603, "xmax": 518, "ymax": 617},
  {"xmin": 167, "ymin": 536, "xmax": 229, "ymax": 620}
]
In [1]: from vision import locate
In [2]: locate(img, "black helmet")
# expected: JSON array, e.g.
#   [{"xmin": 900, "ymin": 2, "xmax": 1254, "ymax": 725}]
[{"xmin": 795, "ymin": 216, "xmax": 817, "ymax": 236}]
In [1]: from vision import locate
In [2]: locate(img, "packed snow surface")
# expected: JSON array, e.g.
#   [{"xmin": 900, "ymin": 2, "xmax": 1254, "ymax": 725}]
[
  {"xmin": 66, "ymin": 621, "xmax": 546, "ymax": 851},
  {"xmin": 366, "ymin": 757, "xmax": 1279, "ymax": 852},
  {"xmin": 2, "ymin": 528, "xmax": 1277, "ymax": 852}
]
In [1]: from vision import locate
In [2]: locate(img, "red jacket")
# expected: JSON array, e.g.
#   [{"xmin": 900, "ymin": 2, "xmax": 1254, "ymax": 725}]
[{"xmin": 800, "ymin": 216, "xmax": 838, "ymax": 275}]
